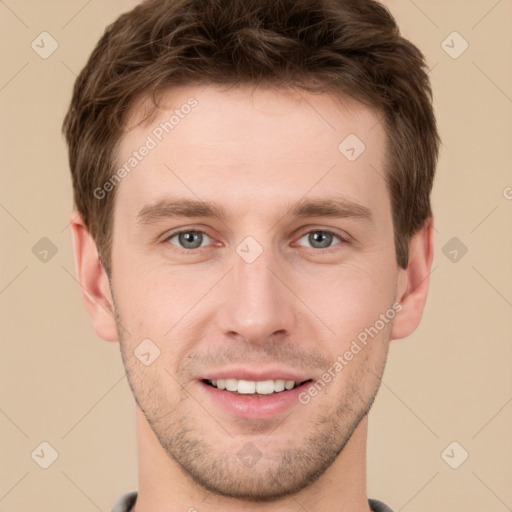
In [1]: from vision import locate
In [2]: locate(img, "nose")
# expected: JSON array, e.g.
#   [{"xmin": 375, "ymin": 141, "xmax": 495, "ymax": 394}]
[{"xmin": 215, "ymin": 245, "xmax": 297, "ymax": 346}]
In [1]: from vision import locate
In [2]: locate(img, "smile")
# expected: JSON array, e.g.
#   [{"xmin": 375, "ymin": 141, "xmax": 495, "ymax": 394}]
[{"xmin": 204, "ymin": 378, "xmax": 307, "ymax": 394}]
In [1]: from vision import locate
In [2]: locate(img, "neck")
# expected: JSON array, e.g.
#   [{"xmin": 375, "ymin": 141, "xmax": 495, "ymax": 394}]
[{"xmin": 132, "ymin": 406, "xmax": 372, "ymax": 512}]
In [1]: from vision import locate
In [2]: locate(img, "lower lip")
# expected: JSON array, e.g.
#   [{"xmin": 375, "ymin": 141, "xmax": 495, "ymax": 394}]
[{"xmin": 198, "ymin": 381, "xmax": 310, "ymax": 419}]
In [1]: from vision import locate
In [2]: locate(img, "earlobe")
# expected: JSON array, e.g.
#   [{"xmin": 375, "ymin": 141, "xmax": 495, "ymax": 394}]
[
  {"xmin": 391, "ymin": 219, "xmax": 435, "ymax": 340},
  {"xmin": 69, "ymin": 211, "xmax": 119, "ymax": 342}
]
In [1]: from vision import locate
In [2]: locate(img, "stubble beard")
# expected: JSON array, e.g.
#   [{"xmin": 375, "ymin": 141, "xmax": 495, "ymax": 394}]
[{"xmin": 115, "ymin": 307, "xmax": 389, "ymax": 502}]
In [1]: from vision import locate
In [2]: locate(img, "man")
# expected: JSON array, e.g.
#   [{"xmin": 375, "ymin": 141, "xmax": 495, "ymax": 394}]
[{"xmin": 63, "ymin": 0, "xmax": 439, "ymax": 510}]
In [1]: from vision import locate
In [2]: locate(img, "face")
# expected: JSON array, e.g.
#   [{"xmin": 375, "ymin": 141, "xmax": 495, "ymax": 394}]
[{"xmin": 109, "ymin": 85, "xmax": 402, "ymax": 500}]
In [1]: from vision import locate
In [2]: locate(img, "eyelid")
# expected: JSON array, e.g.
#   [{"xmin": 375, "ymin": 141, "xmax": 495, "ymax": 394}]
[
  {"xmin": 162, "ymin": 227, "xmax": 217, "ymax": 253},
  {"xmin": 293, "ymin": 228, "xmax": 348, "ymax": 250},
  {"xmin": 294, "ymin": 225, "xmax": 351, "ymax": 243},
  {"xmin": 162, "ymin": 225, "xmax": 213, "ymax": 242}
]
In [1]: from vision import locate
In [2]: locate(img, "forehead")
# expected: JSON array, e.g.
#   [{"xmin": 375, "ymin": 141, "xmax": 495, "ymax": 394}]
[{"xmin": 114, "ymin": 84, "xmax": 390, "ymax": 224}]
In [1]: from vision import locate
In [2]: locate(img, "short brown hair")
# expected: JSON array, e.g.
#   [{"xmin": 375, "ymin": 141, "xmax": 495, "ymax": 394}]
[{"xmin": 63, "ymin": 0, "xmax": 440, "ymax": 271}]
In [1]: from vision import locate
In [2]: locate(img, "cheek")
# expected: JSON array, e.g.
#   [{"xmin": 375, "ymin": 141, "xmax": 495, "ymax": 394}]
[
  {"xmin": 112, "ymin": 238, "xmax": 399, "ymax": 346},
  {"xmin": 112, "ymin": 267, "xmax": 172, "ymax": 339},
  {"xmin": 112, "ymin": 261, "xmax": 220, "ymax": 345},
  {"xmin": 296, "ymin": 259, "xmax": 398, "ymax": 337}
]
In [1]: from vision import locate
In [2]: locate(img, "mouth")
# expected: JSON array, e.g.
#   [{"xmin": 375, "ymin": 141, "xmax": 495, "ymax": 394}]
[
  {"xmin": 203, "ymin": 378, "xmax": 310, "ymax": 395},
  {"xmin": 198, "ymin": 374, "xmax": 313, "ymax": 419}
]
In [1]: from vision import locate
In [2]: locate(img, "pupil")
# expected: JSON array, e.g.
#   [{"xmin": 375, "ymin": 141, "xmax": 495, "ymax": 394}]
[
  {"xmin": 310, "ymin": 231, "xmax": 332, "ymax": 248},
  {"xmin": 180, "ymin": 231, "xmax": 201, "ymax": 248}
]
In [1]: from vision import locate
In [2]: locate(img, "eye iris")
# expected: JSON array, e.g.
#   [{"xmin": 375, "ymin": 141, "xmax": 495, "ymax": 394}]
[
  {"xmin": 309, "ymin": 231, "xmax": 332, "ymax": 249},
  {"xmin": 179, "ymin": 231, "xmax": 202, "ymax": 249}
]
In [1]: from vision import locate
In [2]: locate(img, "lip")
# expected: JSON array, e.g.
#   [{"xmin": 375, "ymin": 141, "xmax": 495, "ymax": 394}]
[
  {"xmin": 196, "ymin": 368, "xmax": 313, "ymax": 420},
  {"xmin": 200, "ymin": 367, "xmax": 311, "ymax": 383}
]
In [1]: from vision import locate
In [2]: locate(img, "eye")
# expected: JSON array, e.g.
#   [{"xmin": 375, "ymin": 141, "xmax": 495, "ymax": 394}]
[
  {"xmin": 167, "ymin": 230, "xmax": 212, "ymax": 250},
  {"xmin": 296, "ymin": 229, "xmax": 344, "ymax": 249}
]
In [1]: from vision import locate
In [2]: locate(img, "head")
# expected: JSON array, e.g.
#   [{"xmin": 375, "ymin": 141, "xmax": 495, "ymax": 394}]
[{"xmin": 64, "ymin": 0, "xmax": 439, "ymax": 502}]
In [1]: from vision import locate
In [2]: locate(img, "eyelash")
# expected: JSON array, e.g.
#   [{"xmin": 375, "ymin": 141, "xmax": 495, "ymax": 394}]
[{"xmin": 163, "ymin": 227, "xmax": 348, "ymax": 255}]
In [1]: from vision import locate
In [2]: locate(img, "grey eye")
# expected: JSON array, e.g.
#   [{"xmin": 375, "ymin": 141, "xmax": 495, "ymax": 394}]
[
  {"xmin": 168, "ymin": 231, "xmax": 210, "ymax": 249},
  {"xmin": 297, "ymin": 230, "xmax": 341, "ymax": 249}
]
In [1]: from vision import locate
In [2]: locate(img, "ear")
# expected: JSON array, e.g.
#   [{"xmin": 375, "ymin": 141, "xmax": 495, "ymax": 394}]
[
  {"xmin": 69, "ymin": 211, "xmax": 119, "ymax": 342},
  {"xmin": 391, "ymin": 219, "xmax": 434, "ymax": 340}
]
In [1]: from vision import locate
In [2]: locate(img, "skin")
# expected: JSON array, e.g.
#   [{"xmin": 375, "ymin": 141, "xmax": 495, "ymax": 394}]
[{"xmin": 71, "ymin": 84, "xmax": 434, "ymax": 512}]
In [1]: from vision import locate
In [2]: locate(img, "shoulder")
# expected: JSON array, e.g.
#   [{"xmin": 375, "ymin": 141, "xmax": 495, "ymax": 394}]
[
  {"xmin": 111, "ymin": 490, "xmax": 138, "ymax": 512},
  {"xmin": 369, "ymin": 498, "xmax": 395, "ymax": 512}
]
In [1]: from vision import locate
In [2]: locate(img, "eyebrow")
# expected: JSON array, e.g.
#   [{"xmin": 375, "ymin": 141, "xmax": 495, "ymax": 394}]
[
  {"xmin": 136, "ymin": 197, "xmax": 374, "ymax": 226},
  {"xmin": 136, "ymin": 199, "xmax": 227, "ymax": 225},
  {"xmin": 289, "ymin": 197, "xmax": 374, "ymax": 224}
]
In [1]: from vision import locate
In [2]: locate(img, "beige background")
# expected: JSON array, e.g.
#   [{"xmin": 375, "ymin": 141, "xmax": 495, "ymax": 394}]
[{"xmin": 1, "ymin": 1, "xmax": 511, "ymax": 511}]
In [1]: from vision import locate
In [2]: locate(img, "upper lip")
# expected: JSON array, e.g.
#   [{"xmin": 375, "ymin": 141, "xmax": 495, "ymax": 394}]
[{"xmin": 199, "ymin": 367, "xmax": 312, "ymax": 383}]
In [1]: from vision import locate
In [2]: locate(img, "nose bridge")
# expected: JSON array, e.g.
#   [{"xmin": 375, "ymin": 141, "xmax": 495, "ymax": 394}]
[
  {"xmin": 234, "ymin": 245, "xmax": 275, "ymax": 307},
  {"xmin": 218, "ymin": 240, "xmax": 295, "ymax": 344}
]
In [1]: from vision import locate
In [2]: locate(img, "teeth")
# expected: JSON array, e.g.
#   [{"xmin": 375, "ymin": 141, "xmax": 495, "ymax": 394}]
[
  {"xmin": 237, "ymin": 380, "xmax": 256, "ymax": 394},
  {"xmin": 225, "ymin": 378, "xmax": 238, "ymax": 391},
  {"xmin": 208, "ymin": 378, "xmax": 301, "ymax": 394},
  {"xmin": 285, "ymin": 380, "xmax": 295, "ymax": 390},
  {"xmin": 256, "ymin": 380, "xmax": 274, "ymax": 394},
  {"xmin": 274, "ymin": 379, "xmax": 285, "ymax": 392}
]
